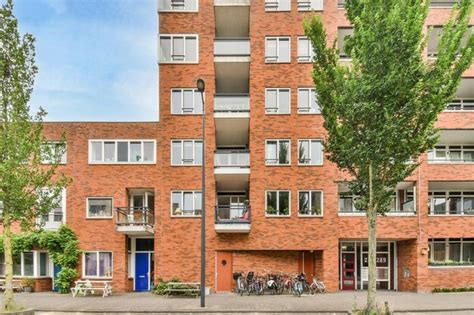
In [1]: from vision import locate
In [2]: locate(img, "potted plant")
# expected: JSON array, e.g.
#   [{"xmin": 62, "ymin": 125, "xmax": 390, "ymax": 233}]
[{"xmin": 21, "ymin": 278, "xmax": 35, "ymax": 293}]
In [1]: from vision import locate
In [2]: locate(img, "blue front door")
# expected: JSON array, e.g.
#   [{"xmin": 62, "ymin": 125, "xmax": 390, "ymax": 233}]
[
  {"xmin": 135, "ymin": 253, "xmax": 149, "ymax": 291},
  {"xmin": 53, "ymin": 264, "xmax": 61, "ymax": 291}
]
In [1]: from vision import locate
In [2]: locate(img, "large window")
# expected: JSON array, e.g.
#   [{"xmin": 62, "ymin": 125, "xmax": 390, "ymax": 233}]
[
  {"xmin": 83, "ymin": 251, "xmax": 113, "ymax": 278},
  {"xmin": 89, "ymin": 140, "xmax": 156, "ymax": 164},
  {"xmin": 428, "ymin": 145, "xmax": 474, "ymax": 163},
  {"xmin": 0, "ymin": 252, "xmax": 48, "ymax": 277},
  {"xmin": 158, "ymin": 0, "xmax": 198, "ymax": 12},
  {"xmin": 87, "ymin": 197, "xmax": 113, "ymax": 219},
  {"xmin": 265, "ymin": 88, "xmax": 291, "ymax": 114},
  {"xmin": 429, "ymin": 238, "xmax": 474, "ymax": 266},
  {"xmin": 171, "ymin": 89, "xmax": 203, "ymax": 114},
  {"xmin": 171, "ymin": 191, "xmax": 202, "ymax": 216},
  {"xmin": 338, "ymin": 27, "xmax": 353, "ymax": 59},
  {"xmin": 266, "ymin": 140, "xmax": 290, "ymax": 165},
  {"xmin": 297, "ymin": 0, "xmax": 323, "ymax": 11},
  {"xmin": 298, "ymin": 191, "xmax": 323, "ymax": 216},
  {"xmin": 428, "ymin": 191, "xmax": 474, "ymax": 215},
  {"xmin": 265, "ymin": 37, "xmax": 291, "ymax": 63},
  {"xmin": 298, "ymin": 140, "xmax": 323, "ymax": 165},
  {"xmin": 297, "ymin": 88, "xmax": 320, "ymax": 114},
  {"xmin": 159, "ymin": 34, "xmax": 198, "ymax": 63},
  {"xmin": 427, "ymin": 26, "xmax": 472, "ymax": 57},
  {"xmin": 41, "ymin": 142, "xmax": 67, "ymax": 164},
  {"xmin": 265, "ymin": 0, "xmax": 290, "ymax": 11},
  {"xmin": 266, "ymin": 190, "xmax": 290, "ymax": 216},
  {"xmin": 38, "ymin": 188, "xmax": 66, "ymax": 230},
  {"xmin": 171, "ymin": 140, "xmax": 203, "ymax": 165},
  {"xmin": 297, "ymin": 37, "xmax": 315, "ymax": 63}
]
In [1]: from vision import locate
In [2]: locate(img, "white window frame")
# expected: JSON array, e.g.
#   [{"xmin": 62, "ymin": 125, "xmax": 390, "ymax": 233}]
[
  {"xmin": 88, "ymin": 140, "xmax": 156, "ymax": 164},
  {"xmin": 297, "ymin": 88, "xmax": 321, "ymax": 114},
  {"xmin": 428, "ymin": 190, "xmax": 474, "ymax": 216},
  {"xmin": 265, "ymin": 88, "xmax": 291, "ymax": 114},
  {"xmin": 82, "ymin": 251, "xmax": 113, "ymax": 279},
  {"xmin": 338, "ymin": 27, "xmax": 353, "ymax": 59},
  {"xmin": 298, "ymin": 139, "xmax": 323, "ymax": 165},
  {"xmin": 171, "ymin": 139, "xmax": 203, "ymax": 166},
  {"xmin": 297, "ymin": 36, "xmax": 315, "ymax": 63},
  {"xmin": 41, "ymin": 141, "xmax": 67, "ymax": 164},
  {"xmin": 158, "ymin": 0, "xmax": 199, "ymax": 12},
  {"xmin": 265, "ymin": 0, "xmax": 291, "ymax": 11},
  {"xmin": 265, "ymin": 36, "xmax": 291, "ymax": 63},
  {"xmin": 159, "ymin": 34, "xmax": 199, "ymax": 64},
  {"xmin": 428, "ymin": 145, "xmax": 474, "ymax": 164},
  {"xmin": 298, "ymin": 190, "xmax": 323, "ymax": 217},
  {"xmin": 37, "ymin": 188, "xmax": 67, "ymax": 230},
  {"xmin": 429, "ymin": 238, "xmax": 474, "ymax": 266},
  {"xmin": 170, "ymin": 190, "xmax": 202, "ymax": 217},
  {"xmin": 170, "ymin": 88, "xmax": 204, "ymax": 114},
  {"xmin": 265, "ymin": 139, "xmax": 291, "ymax": 166},
  {"xmin": 1, "ymin": 251, "xmax": 50, "ymax": 278},
  {"xmin": 86, "ymin": 197, "xmax": 114, "ymax": 219},
  {"xmin": 265, "ymin": 190, "xmax": 291, "ymax": 217},
  {"xmin": 297, "ymin": 0, "xmax": 324, "ymax": 12}
]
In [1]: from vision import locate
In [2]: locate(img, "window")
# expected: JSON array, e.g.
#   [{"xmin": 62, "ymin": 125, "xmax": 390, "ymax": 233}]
[
  {"xmin": 171, "ymin": 140, "xmax": 202, "ymax": 165},
  {"xmin": 38, "ymin": 188, "xmax": 66, "ymax": 230},
  {"xmin": 446, "ymin": 99, "xmax": 474, "ymax": 111},
  {"xmin": 158, "ymin": 0, "xmax": 198, "ymax": 11},
  {"xmin": 428, "ymin": 145, "xmax": 474, "ymax": 163},
  {"xmin": 266, "ymin": 140, "xmax": 290, "ymax": 165},
  {"xmin": 429, "ymin": 238, "xmax": 474, "ymax": 266},
  {"xmin": 298, "ymin": 191, "xmax": 323, "ymax": 216},
  {"xmin": 265, "ymin": 88, "xmax": 290, "ymax": 114},
  {"xmin": 171, "ymin": 89, "xmax": 203, "ymax": 114},
  {"xmin": 265, "ymin": 37, "xmax": 291, "ymax": 63},
  {"xmin": 171, "ymin": 191, "xmax": 202, "ymax": 216},
  {"xmin": 41, "ymin": 142, "xmax": 67, "ymax": 164},
  {"xmin": 89, "ymin": 140, "xmax": 156, "ymax": 164},
  {"xmin": 427, "ymin": 26, "xmax": 472, "ymax": 57},
  {"xmin": 297, "ymin": 88, "xmax": 320, "ymax": 113},
  {"xmin": 430, "ymin": 0, "xmax": 459, "ymax": 6},
  {"xmin": 39, "ymin": 252, "xmax": 48, "ymax": 277},
  {"xmin": 159, "ymin": 35, "xmax": 198, "ymax": 63},
  {"xmin": 87, "ymin": 197, "xmax": 113, "ymax": 218},
  {"xmin": 428, "ymin": 191, "xmax": 474, "ymax": 215},
  {"xmin": 339, "ymin": 193, "xmax": 363, "ymax": 213},
  {"xmin": 266, "ymin": 191, "xmax": 290, "ymax": 216},
  {"xmin": 337, "ymin": 0, "xmax": 345, "ymax": 8},
  {"xmin": 297, "ymin": 37, "xmax": 315, "ymax": 63},
  {"xmin": 297, "ymin": 0, "xmax": 323, "ymax": 11},
  {"xmin": 83, "ymin": 251, "xmax": 113, "ymax": 278},
  {"xmin": 265, "ymin": 0, "xmax": 290, "ymax": 11},
  {"xmin": 338, "ymin": 27, "xmax": 353, "ymax": 59},
  {"xmin": 0, "ymin": 252, "xmax": 47, "ymax": 277},
  {"xmin": 298, "ymin": 140, "xmax": 323, "ymax": 165}
]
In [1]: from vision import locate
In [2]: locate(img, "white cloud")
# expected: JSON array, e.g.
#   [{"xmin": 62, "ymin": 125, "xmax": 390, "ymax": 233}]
[{"xmin": 44, "ymin": 0, "xmax": 67, "ymax": 14}]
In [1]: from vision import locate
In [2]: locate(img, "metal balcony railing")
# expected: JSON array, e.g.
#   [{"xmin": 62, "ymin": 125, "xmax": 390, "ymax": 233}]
[
  {"xmin": 446, "ymin": 99, "xmax": 474, "ymax": 111},
  {"xmin": 214, "ymin": 38, "xmax": 250, "ymax": 56},
  {"xmin": 214, "ymin": 94, "xmax": 250, "ymax": 113},
  {"xmin": 116, "ymin": 207, "xmax": 154, "ymax": 226},
  {"xmin": 215, "ymin": 205, "xmax": 251, "ymax": 223},
  {"xmin": 214, "ymin": 150, "xmax": 250, "ymax": 168}
]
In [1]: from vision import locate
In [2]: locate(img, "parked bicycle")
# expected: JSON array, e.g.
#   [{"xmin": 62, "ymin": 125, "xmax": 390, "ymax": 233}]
[{"xmin": 233, "ymin": 271, "xmax": 246, "ymax": 296}]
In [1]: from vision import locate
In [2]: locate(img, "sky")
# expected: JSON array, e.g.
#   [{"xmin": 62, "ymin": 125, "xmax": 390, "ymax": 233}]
[{"xmin": 11, "ymin": 0, "xmax": 158, "ymax": 121}]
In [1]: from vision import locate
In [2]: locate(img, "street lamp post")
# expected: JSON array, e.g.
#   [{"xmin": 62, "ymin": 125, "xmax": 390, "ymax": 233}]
[{"xmin": 196, "ymin": 78, "xmax": 206, "ymax": 308}]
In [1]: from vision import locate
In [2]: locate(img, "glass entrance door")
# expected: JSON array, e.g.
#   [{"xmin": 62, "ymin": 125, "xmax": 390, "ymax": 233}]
[{"xmin": 342, "ymin": 253, "xmax": 355, "ymax": 290}]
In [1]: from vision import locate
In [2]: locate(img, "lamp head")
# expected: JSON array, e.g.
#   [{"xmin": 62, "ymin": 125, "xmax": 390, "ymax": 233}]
[{"xmin": 196, "ymin": 78, "xmax": 205, "ymax": 92}]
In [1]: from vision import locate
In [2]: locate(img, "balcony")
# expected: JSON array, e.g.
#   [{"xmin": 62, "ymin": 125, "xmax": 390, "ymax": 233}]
[
  {"xmin": 37, "ymin": 212, "xmax": 63, "ymax": 231},
  {"xmin": 116, "ymin": 207, "xmax": 154, "ymax": 236},
  {"xmin": 214, "ymin": 38, "xmax": 250, "ymax": 58},
  {"xmin": 428, "ymin": 182, "xmax": 474, "ymax": 216},
  {"xmin": 215, "ymin": 149, "xmax": 250, "ymax": 168},
  {"xmin": 214, "ymin": 94, "xmax": 250, "ymax": 147},
  {"xmin": 214, "ymin": 94, "xmax": 250, "ymax": 113},
  {"xmin": 215, "ymin": 205, "xmax": 251, "ymax": 233}
]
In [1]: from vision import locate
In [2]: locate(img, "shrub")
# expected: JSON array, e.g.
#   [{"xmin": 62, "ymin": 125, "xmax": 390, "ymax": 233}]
[{"xmin": 432, "ymin": 287, "xmax": 474, "ymax": 293}]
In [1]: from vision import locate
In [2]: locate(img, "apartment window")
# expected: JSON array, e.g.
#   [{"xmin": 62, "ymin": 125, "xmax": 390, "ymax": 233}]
[
  {"xmin": 158, "ymin": 0, "xmax": 198, "ymax": 11},
  {"xmin": 427, "ymin": 26, "xmax": 472, "ymax": 57},
  {"xmin": 266, "ymin": 190, "xmax": 290, "ymax": 216},
  {"xmin": 265, "ymin": 88, "xmax": 290, "ymax": 114},
  {"xmin": 297, "ymin": 0, "xmax": 323, "ymax": 11},
  {"xmin": 446, "ymin": 99, "xmax": 474, "ymax": 111},
  {"xmin": 171, "ymin": 191, "xmax": 202, "ymax": 216},
  {"xmin": 338, "ymin": 27, "xmax": 353, "ymax": 59},
  {"xmin": 339, "ymin": 193, "xmax": 363, "ymax": 213},
  {"xmin": 298, "ymin": 140, "xmax": 323, "ymax": 165},
  {"xmin": 297, "ymin": 88, "xmax": 320, "ymax": 114},
  {"xmin": 159, "ymin": 35, "xmax": 198, "ymax": 63},
  {"xmin": 89, "ymin": 140, "xmax": 156, "ymax": 164},
  {"xmin": 266, "ymin": 140, "xmax": 290, "ymax": 165},
  {"xmin": 429, "ymin": 238, "xmax": 474, "ymax": 266},
  {"xmin": 428, "ymin": 145, "xmax": 474, "ymax": 163},
  {"xmin": 297, "ymin": 37, "xmax": 315, "ymax": 63},
  {"xmin": 265, "ymin": 37, "xmax": 291, "ymax": 63},
  {"xmin": 38, "ymin": 188, "xmax": 66, "ymax": 230},
  {"xmin": 171, "ymin": 89, "xmax": 203, "ymax": 114},
  {"xmin": 265, "ymin": 0, "xmax": 290, "ymax": 11},
  {"xmin": 428, "ymin": 191, "xmax": 474, "ymax": 215},
  {"xmin": 298, "ymin": 191, "xmax": 323, "ymax": 216},
  {"xmin": 83, "ymin": 251, "xmax": 113, "ymax": 278},
  {"xmin": 337, "ymin": 0, "xmax": 345, "ymax": 8},
  {"xmin": 87, "ymin": 197, "xmax": 113, "ymax": 218},
  {"xmin": 0, "ymin": 252, "xmax": 49, "ymax": 277},
  {"xmin": 171, "ymin": 140, "xmax": 202, "ymax": 165},
  {"xmin": 430, "ymin": 0, "xmax": 460, "ymax": 8},
  {"xmin": 41, "ymin": 142, "xmax": 67, "ymax": 164},
  {"xmin": 38, "ymin": 252, "xmax": 49, "ymax": 277}
]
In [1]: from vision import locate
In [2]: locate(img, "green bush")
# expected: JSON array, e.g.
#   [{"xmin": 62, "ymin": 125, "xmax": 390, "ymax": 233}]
[
  {"xmin": 56, "ymin": 267, "xmax": 78, "ymax": 294},
  {"xmin": 152, "ymin": 277, "xmax": 197, "ymax": 296},
  {"xmin": 432, "ymin": 287, "xmax": 474, "ymax": 293}
]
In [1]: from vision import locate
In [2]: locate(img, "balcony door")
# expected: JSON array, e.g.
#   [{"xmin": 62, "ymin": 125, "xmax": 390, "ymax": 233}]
[{"xmin": 217, "ymin": 194, "xmax": 246, "ymax": 220}]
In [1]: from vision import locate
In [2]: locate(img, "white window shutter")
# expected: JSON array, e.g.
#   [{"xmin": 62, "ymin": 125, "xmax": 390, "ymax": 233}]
[
  {"xmin": 185, "ymin": 37, "xmax": 197, "ymax": 62},
  {"xmin": 278, "ymin": 38, "xmax": 290, "ymax": 62},
  {"xmin": 312, "ymin": 0, "xmax": 323, "ymax": 11},
  {"xmin": 279, "ymin": 89, "xmax": 290, "ymax": 114},
  {"xmin": 160, "ymin": 37, "xmax": 172, "ymax": 62}
]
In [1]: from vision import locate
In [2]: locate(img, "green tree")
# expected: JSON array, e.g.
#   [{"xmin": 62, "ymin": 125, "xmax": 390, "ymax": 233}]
[
  {"xmin": 0, "ymin": 0, "xmax": 69, "ymax": 311},
  {"xmin": 304, "ymin": 0, "xmax": 473, "ymax": 312}
]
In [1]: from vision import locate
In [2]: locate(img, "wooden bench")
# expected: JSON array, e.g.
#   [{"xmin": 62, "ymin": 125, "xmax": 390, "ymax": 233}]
[
  {"xmin": 0, "ymin": 279, "xmax": 23, "ymax": 292},
  {"xmin": 71, "ymin": 280, "xmax": 112, "ymax": 297},
  {"xmin": 164, "ymin": 282, "xmax": 200, "ymax": 298}
]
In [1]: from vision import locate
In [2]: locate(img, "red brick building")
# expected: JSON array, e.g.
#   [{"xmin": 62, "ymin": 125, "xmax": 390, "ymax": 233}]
[{"xmin": 2, "ymin": 0, "xmax": 473, "ymax": 294}]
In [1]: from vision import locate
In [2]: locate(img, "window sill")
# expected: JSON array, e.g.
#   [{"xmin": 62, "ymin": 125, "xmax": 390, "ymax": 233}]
[
  {"xmin": 265, "ymin": 61, "xmax": 292, "ymax": 64},
  {"xmin": 86, "ymin": 217, "xmax": 113, "ymax": 220},
  {"xmin": 82, "ymin": 277, "xmax": 113, "ymax": 280},
  {"xmin": 428, "ymin": 265, "xmax": 474, "ymax": 269},
  {"xmin": 298, "ymin": 214, "xmax": 323, "ymax": 218},
  {"xmin": 170, "ymin": 113, "xmax": 203, "ymax": 116},
  {"xmin": 428, "ymin": 214, "xmax": 474, "ymax": 217},
  {"xmin": 266, "ymin": 214, "xmax": 291, "ymax": 218},
  {"xmin": 338, "ymin": 212, "xmax": 365, "ymax": 217},
  {"xmin": 265, "ymin": 112, "xmax": 292, "ymax": 115},
  {"xmin": 265, "ymin": 10, "xmax": 292, "ymax": 12},
  {"xmin": 265, "ymin": 164, "xmax": 291, "ymax": 167},
  {"xmin": 159, "ymin": 61, "xmax": 199, "ymax": 65},
  {"xmin": 297, "ymin": 163, "xmax": 324, "ymax": 166},
  {"xmin": 170, "ymin": 164, "xmax": 202, "ymax": 167},
  {"xmin": 427, "ymin": 162, "xmax": 474, "ymax": 165},
  {"xmin": 171, "ymin": 215, "xmax": 201, "ymax": 218},
  {"xmin": 297, "ymin": 9, "xmax": 323, "ymax": 12},
  {"xmin": 297, "ymin": 112, "xmax": 322, "ymax": 115}
]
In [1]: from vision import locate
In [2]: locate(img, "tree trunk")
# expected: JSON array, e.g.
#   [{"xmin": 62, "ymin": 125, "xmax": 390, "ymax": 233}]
[
  {"xmin": 366, "ymin": 162, "xmax": 377, "ymax": 313},
  {"xmin": 3, "ymin": 221, "xmax": 15, "ymax": 311}
]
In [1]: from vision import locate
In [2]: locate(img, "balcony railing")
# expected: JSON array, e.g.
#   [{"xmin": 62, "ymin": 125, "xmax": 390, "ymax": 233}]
[
  {"xmin": 214, "ymin": 150, "xmax": 250, "ymax": 168},
  {"xmin": 37, "ymin": 212, "xmax": 63, "ymax": 230},
  {"xmin": 446, "ymin": 99, "xmax": 474, "ymax": 111},
  {"xmin": 116, "ymin": 207, "xmax": 154, "ymax": 226},
  {"xmin": 339, "ymin": 198, "xmax": 415, "ymax": 214},
  {"xmin": 214, "ymin": 94, "xmax": 250, "ymax": 113},
  {"xmin": 214, "ymin": 38, "xmax": 250, "ymax": 56},
  {"xmin": 215, "ymin": 205, "xmax": 251, "ymax": 223}
]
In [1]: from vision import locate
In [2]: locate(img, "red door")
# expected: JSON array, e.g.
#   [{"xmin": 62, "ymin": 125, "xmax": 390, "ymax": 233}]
[
  {"xmin": 342, "ymin": 253, "xmax": 355, "ymax": 290},
  {"xmin": 298, "ymin": 251, "xmax": 315, "ymax": 283},
  {"xmin": 216, "ymin": 252, "xmax": 233, "ymax": 292}
]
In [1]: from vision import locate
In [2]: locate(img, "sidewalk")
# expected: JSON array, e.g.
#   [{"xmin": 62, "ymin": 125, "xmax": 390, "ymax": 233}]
[{"xmin": 1, "ymin": 291, "xmax": 473, "ymax": 314}]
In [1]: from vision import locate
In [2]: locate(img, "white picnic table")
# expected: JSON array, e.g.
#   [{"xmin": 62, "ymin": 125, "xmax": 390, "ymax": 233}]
[
  {"xmin": 0, "ymin": 279, "xmax": 23, "ymax": 291},
  {"xmin": 71, "ymin": 279, "xmax": 113, "ymax": 297}
]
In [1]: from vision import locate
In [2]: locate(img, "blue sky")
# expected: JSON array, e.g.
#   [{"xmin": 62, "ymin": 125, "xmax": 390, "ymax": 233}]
[{"xmin": 11, "ymin": 0, "xmax": 158, "ymax": 121}]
